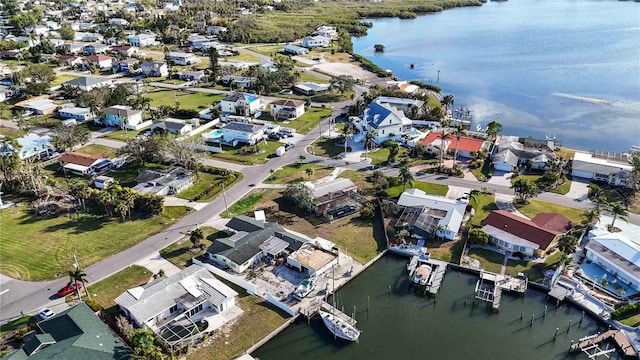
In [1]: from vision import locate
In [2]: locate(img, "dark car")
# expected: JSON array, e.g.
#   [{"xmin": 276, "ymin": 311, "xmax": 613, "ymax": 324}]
[{"xmin": 57, "ymin": 282, "xmax": 82, "ymax": 297}]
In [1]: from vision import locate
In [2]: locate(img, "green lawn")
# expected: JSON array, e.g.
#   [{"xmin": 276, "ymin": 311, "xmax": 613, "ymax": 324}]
[
  {"xmin": 52, "ymin": 75, "xmax": 77, "ymax": 87},
  {"xmin": 0, "ymin": 315, "xmax": 35, "ymax": 337},
  {"xmin": 264, "ymin": 163, "xmax": 334, "ymax": 184},
  {"xmin": 0, "ymin": 205, "xmax": 192, "ymax": 281},
  {"xmin": 99, "ymin": 127, "xmax": 150, "ymax": 142},
  {"xmin": 308, "ymin": 136, "xmax": 347, "ymax": 158},
  {"xmin": 505, "ymin": 251, "xmax": 563, "ymax": 283},
  {"xmin": 249, "ymin": 44, "xmax": 283, "ymax": 56},
  {"xmin": 620, "ymin": 313, "xmax": 640, "ymax": 327},
  {"xmin": 469, "ymin": 158, "xmax": 492, "ymax": 182},
  {"xmin": 297, "ymin": 71, "xmax": 328, "ymax": 84},
  {"xmin": 468, "ymin": 248, "xmax": 504, "ymax": 274},
  {"xmin": 278, "ymin": 107, "xmax": 332, "ymax": 134},
  {"xmin": 363, "ymin": 146, "xmax": 408, "ymax": 165},
  {"xmin": 0, "ymin": 126, "xmax": 25, "ymax": 139},
  {"xmin": 160, "ymin": 227, "xmax": 223, "ymax": 269},
  {"xmin": 385, "ymin": 181, "xmax": 448, "ymax": 198},
  {"xmin": 224, "ymin": 52, "xmax": 263, "ymax": 62},
  {"xmin": 511, "ymin": 174, "xmax": 571, "ymax": 195},
  {"xmin": 225, "ymin": 193, "xmax": 266, "ymax": 218},
  {"xmin": 81, "ymin": 265, "xmax": 151, "ymax": 310},
  {"xmin": 176, "ymin": 170, "xmax": 243, "ymax": 202},
  {"xmin": 109, "ymin": 162, "xmax": 168, "ymax": 186},
  {"xmin": 469, "ymin": 193, "xmax": 498, "ymax": 226},
  {"xmin": 76, "ymin": 144, "xmax": 118, "ymax": 158},
  {"xmin": 516, "ymin": 199, "xmax": 584, "ymax": 223},
  {"xmin": 145, "ymin": 90, "xmax": 225, "ymax": 111},
  {"xmin": 210, "ymin": 141, "xmax": 282, "ymax": 164}
]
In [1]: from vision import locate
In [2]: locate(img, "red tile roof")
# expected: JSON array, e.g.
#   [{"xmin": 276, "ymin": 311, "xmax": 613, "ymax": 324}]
[
  {"xmin": 419, "ymin": 132, "xmax": 485, "ymax": 152},
  {"xmin": 59, "ymin": 152, "xmax": 107, "ymax": 167},
  {"xmin": 86, "ymin": 55, "xmax": 112, "ymax": 62},
  {"xmin": 531, "ymin": 212, "xmax": 573, "ymax": 234},
  {"xmin": 481, "ymin": 210, "xmax": 559, "ymax": 250}
]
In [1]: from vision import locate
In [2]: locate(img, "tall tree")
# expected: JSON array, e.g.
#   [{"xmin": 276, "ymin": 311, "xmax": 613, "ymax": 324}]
[
  {"xmin": 330, "ymin": 75, "xmax": 356, "ymax": 96},
  {"xmin": 284, "ymin": 182, "xmax": 315, "ymax": 213},
  {"xmin": 399, "ymin": 166, "xmax": 414, "ymax": 191},
  {"xmin": 387, "ymin": 141, "xmax": 399, "ymax": 164},
  {"xmin": 440, "ymin": 94, "xmax": 454, "ymax": 118},
  {"xmin": 189, "ymin": 228, "xmax": 204, "ymax": 248},
  {"xmin": 68, "ymin": 268, "xmax": 89, "ymax": 300},
  {"xmin": 207, "ymin": 47, "xmax": 219, "ymax": 81},
  {"xmin": 557, "ymin": 234, "xmax": 578, "ymax": 261},
  {"xmin": 364, "ymin": 130, "xmax": 377, "ymax": 160},
  {"xmin": 607, "ymin": 203, "xmax": 628, "ymax": 229},
  {"xmin": 486, "ymin": 120, "xmax": 503, "ymax": 139},
  {"xmin": 512, "ymin": 178, "xmax": 539, "ymax": 204},
  {"xmin": 59, "ymin": 26, "xmax": 75, "ymax": 41},
  {"xmin": 452, "ymin": 125, "xmax": 465, "ymax": 166},
  {"xmin": 305, "ymin": 167, "xmax": 314, "ymax": 179},
  {"xmin": 341, "ymin": 123, "xmax": 354, "ymax": 155},
  {"xmin": 51, "ymin": 123, "xmax": 90, "ymax": 151},
  {"xmin": 438, "ymin": 131, "xmax": 451, "ymax": 167},
  {"xmin": 68, "ymin": 179, "xmax": 92, "ymax": 211}
]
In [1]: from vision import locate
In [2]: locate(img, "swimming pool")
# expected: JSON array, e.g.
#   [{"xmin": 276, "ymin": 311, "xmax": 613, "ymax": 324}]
[{"xmin": 205, "ymin": 129, "xmax": 224, "ymax": 139}]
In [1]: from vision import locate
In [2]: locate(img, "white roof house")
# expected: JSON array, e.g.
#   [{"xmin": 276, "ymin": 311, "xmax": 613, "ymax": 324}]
[
  {"xmin": 397, "ymin": 188, "xmax": 468, "ymax": 240},
  {"xmin": 115, "ymin": 264, "xmax": 239, "ymax": 330},
  {"xmin": 585, "ymin": 215, "xmax": 640, "ymax": 292},
  {"xmin": 572, "ymin": 152, "xmax": 634, "ymax": 188}
]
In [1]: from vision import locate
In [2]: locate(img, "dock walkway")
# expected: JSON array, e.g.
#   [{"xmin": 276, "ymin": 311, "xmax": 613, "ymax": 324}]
[
  {"xmin": 475, "ymin": 269, "xmax": 527, "ymax": 311},
  {"xmin": 320, "ymin": 301, "xmax": 357, "ymax": 326},
  {"xmin": 570, "ymin": 329, "xmax": 637, "ymax": 358}
]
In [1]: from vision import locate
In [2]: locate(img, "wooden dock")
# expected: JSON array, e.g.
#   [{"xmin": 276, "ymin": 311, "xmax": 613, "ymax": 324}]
[
  {"xmin": 474, "ymin": 270, "xmax": 527, "ymax": 311},
  {"xmin": 407, "ymin": 257, "xmax": 448, "ymax": 295},
  {"xmin": 320, "ymin": 301, "xmax": 357, "ymax": 326},
  {"xmin": 570, "ymin": 330, "xmax": 638, "ymax": 359}
]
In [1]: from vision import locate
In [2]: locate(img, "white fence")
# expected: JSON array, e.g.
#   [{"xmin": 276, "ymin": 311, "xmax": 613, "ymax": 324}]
[
  {"xmin": 192, "ymin": 258, "xmax": 256, "ymax": 295},
  {"xmin": 126, "ymin": 120, "xmax": 153, "ymax": 131},
  {"xmin": 266, "ymin": 293, "xmax": 295, "ymax": 316}
]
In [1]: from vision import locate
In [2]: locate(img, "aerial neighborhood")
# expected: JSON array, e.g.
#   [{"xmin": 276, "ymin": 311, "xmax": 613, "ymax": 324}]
[{"xmin": 0, "ymin": 0, "xmax": 639, "ymax": 359}]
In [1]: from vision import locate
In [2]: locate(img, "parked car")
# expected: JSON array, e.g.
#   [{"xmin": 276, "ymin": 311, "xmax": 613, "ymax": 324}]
[
  {"xmin": 285, "ymin": 142, "xmax": 294, "ymax": 150},
  {"xmin": 38, "ymin": 308, "xmax": 55, "ymax": 320},
  {"xmin": 57, "ymin": 282, "xmax": 82, "ymax": 297},
  {"xmin": 280, "ymin": 89, "xmax": 293, "ymax": 95}
]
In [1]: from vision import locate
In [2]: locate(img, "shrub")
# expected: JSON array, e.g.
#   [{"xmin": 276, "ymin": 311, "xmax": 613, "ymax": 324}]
[
  {"xmin": 84, "ymin": 298, "xmax": 104, "ymax": 312},
  {"xmin": 611, "ymin": 302, "xmax": 640, "ymax": 320}
]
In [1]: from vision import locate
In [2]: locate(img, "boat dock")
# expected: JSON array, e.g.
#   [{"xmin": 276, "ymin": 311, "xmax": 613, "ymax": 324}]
[
  {"xmin": 569, "ymin": 330, "xmax": 637, "ymax": 359},
  {"xmin": 319, "ymin": 301, "xmax": 358, "ymax": 326},
  {"xmin": 474, "ymin": 270, "xmax": 528, "ymax": 311},
  {"xmin": 407, "ymin": 257, "xmax": 448, "ymax": 295},
  {"xmin": 388, "ymin": 239, "xmax": 429, "ymax": 260}
]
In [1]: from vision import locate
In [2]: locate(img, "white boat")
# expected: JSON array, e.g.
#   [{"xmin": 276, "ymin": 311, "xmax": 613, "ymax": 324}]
[
  {"xmin": 293, "ymin": 276, "xmax": 317, "ymax": 300},
  {"xmin": 412, "ymin": 264, "xmax": 433, "ymax": 286},
  {"xmin": 319, "ymin": 310, "xmax": 361, "ymax": 342}
]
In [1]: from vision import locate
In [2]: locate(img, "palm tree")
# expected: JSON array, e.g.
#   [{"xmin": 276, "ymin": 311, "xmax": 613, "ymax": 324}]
[
  {"xmin": 189, "ymin": 228, "xmax": 204, "ymax": 248},
  {"xmin": 581, "ymin": 209, "xmax": 599, "ymax": 233},
  {"xmin": 364, "ymin": 130, "xmax": 377, "ymax": 160},
  {"xmin": 399, "ymin": 166, "xmax": 414, "ymax": 191},
  {"xmin": 68, "ymin": 268, "xmax": 89, "ymax": 300},
  {"xmin": 438, "ymin": 131, "xmax": 451, "ymax": 168},
  {"xmin": 608, "ymin": 203, "xmax": 628, "ymax": 229},
  {"xmin": 298, "ymin": 155, "xmax": 306, "ymax": 166},
  {"xmin": 557, "ymin": 234, "xmax": 578, "ymax": 261},
  {"xmin": 452, "ymin": 125, "xmax": 465, "ymax": 166},
  {"xmin": 305, "ymin": 167, "xmax": 314, "ymax": 179},
  {"xmin": 440, "ymin": 94, "xmax": 454, "ymax": 118},
  {"xmin": 341, "ymin": 123, "xmax": 354, "ymax": 156}
]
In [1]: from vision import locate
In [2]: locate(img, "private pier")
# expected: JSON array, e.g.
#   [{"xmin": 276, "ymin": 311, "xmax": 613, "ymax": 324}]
[
  {"xmin": 474, "ymin": 269, "xmax": 528, "ymax": 311},
  {"xmin": 570, "ymin": 330, "xmax": 637, "ymax": 359}
]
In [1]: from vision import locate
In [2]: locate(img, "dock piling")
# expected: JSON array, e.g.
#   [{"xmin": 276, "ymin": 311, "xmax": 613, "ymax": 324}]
[
  {"xmin": 570, "ymin": 340, "xmax": 574, "ymax": 352},
  {"xmin": 544, "ymin": 305, "xmax": 547, "ymax": 317},
  {"xmin": 530, "ymin": 314, "xmax": 535, "ymax": 326},
  {"xmin": 520, "ymin": 312, "xmax": 524, "ymax": 320},
  {"xmin": 567, "ymin": 320, "xmax": 572, "ymax": 332},
  {"xmin": 388, "ymin": 285, "xmax": 391, "ymax": 294},
  {"xmin": 554, "ymin": 328, "xmax": 559, "ymax": 341},
  {"xmin": 367, "ymin": 296, "xmax": 370, "ymax": 311}
]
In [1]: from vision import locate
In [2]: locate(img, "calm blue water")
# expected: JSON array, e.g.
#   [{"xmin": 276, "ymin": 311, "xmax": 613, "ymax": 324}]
[{"xmin": 352, "ymin": 0, "xmax": 640, "ymax": 152}]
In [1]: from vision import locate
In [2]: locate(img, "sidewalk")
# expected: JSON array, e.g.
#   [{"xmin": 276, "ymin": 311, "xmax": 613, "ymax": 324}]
[
  {"xmin": 164, "ymin": 196, "xmax": 209, "ymax": 211},
  {"xmin": 134, "ymin": 251, "xmax": 182, "ymax": 277}
]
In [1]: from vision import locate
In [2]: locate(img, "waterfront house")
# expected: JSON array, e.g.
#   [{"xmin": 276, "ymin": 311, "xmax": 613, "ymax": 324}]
[
  {"xmin": 584, "ymin": 215, "xmax": 640, "ymax": 293},
  {"xmin": 283, "ymin": 44, "xmax": 308, "ymax": 55},
  {"xmin": 58, "ymin": 107, "xmax": 94, "ymax": 122},
  {"xmin": 221, "ymin": 122, "xmax": 265, "ymax": 146},
  {"xmin": 165, "ymin": 52, "xmax": 200, "ymax": 66},
  {"xmin": 140, "ymin": 61, "xmax": 168, "ymax": 77},
  {"xmin": 205, "ymin": 216, "xmax": 308, "ymax": 274},
  {"xmin": 102, "ymin": 105, "xmax": 144, "ymax": 129},
  {"xmin": 419, "ymin": 132, "xmax": 488, "ymax": 159},
  {"xmin": 396, "ymin": 189, "xmax": 468, "ymax": 240},
  {"xmin": 59, "ymin": 152, "xmax": 111, "ymax": 176},
  {"xmin": 571, "ymin": 152, "xmax": 634, "ymax": 189},
  {"xmin": 302, "ymin": 35, "xmax": 331, "ymax": 49},
  {"xmin": 152, "ymin": 118, "xmax": 192, "ymax": 135},
  {"xmin": 354, "ymin": 98, "xmax": 414, "ymax": 146},
  {"xmin": 84, "ymin": 54, "xmax": 113, "ymax": 70},
  {"xmin": 4, "ymin": 302, "xmax": 131, "ymax": 360},
  {"xmin": 491, "ymin": 135, "xmax": 557, "ymax": 172},
  {"xmin": 114, "ymin": 265, "xmax": 238, "ymax": 346},
  {"xmin": 220, "ymin": 92, "xmax": 262, "ymax": 117},
  {"xmin": 375, "ymin": 96, "xmax": 424, "ymax": 115},
  {"xmin": 270, "ymin": 99, "xmax": 305, "ymax": 120},
  {"xmin": 481, "ymin": 210, "xmax": 573, "ymax": 257},
  {"xmin": 287, "ymin": 243, "xmax": 338, "ymax": 275},
  {"xmin": 316, "ymin": 25, "xmax": 338, "ymax": 39},
  {"xmin": 293, "ymin": 82, "xmax": 330, "ymax": 96},
  {"xmin": 306, "ymin": 178, "xmax": 361, "ymax": 217},
  {"xmin": 128, "ymin": 33, "xmax": 156, "ymax": 47},
  {"xmin": 132, "ymin": 167, "xmax": 193, "ymax": 196},
  {"xmin": 21, "ymin": 99, "xmax": 57, "ymax": 115},
  {"xmin": 63, "ymin": 76, "xmax": 112, "ymax": 91}
]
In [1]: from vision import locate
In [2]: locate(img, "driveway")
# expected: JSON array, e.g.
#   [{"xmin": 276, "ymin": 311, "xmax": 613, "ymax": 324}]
[
  {"xmin": 487, "ymin": 170, "xmax": 513, "ymax": 187},
  {"xmin": 565, "ymin": 177, "xmax": 591, "ymax": 202}
]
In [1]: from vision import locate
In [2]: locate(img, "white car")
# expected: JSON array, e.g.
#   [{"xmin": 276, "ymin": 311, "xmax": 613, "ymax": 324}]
[{"xmin": 38, "ymin": 308, "xmax": 55, "ymax": 320}]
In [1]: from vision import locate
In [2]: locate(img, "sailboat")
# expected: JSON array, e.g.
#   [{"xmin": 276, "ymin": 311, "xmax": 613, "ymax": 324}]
[{"xmin": 319, "ymin": 266, "xmax": 361, "ymax": 342}]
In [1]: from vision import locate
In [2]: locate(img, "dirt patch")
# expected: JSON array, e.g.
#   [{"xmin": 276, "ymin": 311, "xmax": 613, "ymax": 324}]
[{"xmin": 312, "ymin": 62, "xmax": 379, "ymax": 83}]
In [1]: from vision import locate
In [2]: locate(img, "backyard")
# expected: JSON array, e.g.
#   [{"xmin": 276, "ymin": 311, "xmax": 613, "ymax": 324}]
[
  {"xmin": 505, "ymin": 252, "xmax": 563, "ymax": 283},
  {"xmin": 385, "ymin": 180, "xmax": 448, "ymax": 199},
  {"xmin": 109, "ymin": 162, "xmax": 168, "ymax": 186},
  {"xmin": 145, "ymin": 90, "xmax": 225, "ymax": 111},
  {"xmin": 468, "ymin": 248, "xmax": 504, "ymax": 274},
  {"xmin": 76, "ymin": 144, "xmax": 118, "ymax": 158},
  {"xmin": 0, "ymin": 205, "xmax": 192, "ymax": 281},
  {"xmin": 264, "ymin": 163, "xmax": 335, "ymax": 184},
  {"xmin": 160, "ymin": 227, "xmax": 225, "ymax": 269}
]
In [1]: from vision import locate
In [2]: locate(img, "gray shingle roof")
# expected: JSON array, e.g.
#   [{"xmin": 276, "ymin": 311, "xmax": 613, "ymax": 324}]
[{"xmin": 222, "ymin": 122, "xmax": 264, "ymax": 133}]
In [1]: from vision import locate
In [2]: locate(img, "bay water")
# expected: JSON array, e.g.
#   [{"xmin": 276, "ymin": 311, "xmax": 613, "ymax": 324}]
[{"xmin": 351, "ymin": 0, "xmax": 640, "ymax": 152}]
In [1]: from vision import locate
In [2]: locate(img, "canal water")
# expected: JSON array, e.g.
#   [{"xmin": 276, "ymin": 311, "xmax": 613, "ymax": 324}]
[
  {"xmin": 351, "ymin": 0, "xmax": 640, "ymax": 152},
  {"xmin": 253, "ymin": 256, "xmax": 620, "ymax": 359}
]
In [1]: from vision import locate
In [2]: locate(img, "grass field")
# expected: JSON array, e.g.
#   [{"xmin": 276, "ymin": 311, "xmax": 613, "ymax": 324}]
[
  {"xmin": 297, "ymin": 71, "xmax": 329, "ymax": 84},
  {"xmin": 52, "ymin": 75, "xmax": 77, "ymax": 87},
  {"xmin": 100, "ymin": 127, "xmax": 150, "ymax": 142},
  {"xmin": 468, "ymin": 248, "xmax": 504, "ymax": 274},
  {"xmin": 0, "ymin": 205, "xmax": 192, "ymax": 281},
  {"xmin": 516, "ymin": 199, "xmax": 584, "ymax": 223},
  {"xmin": 160, "ymin": 227, "xmax": 223, "ymax": 269},
  {"xmin": 109, "ymin": 162, "xmax": 168, "ymax": 186},
  {"xmin": 280, "ymin": 107, "xmax": 332, "ymax": 134},
  {"xmin": 505, "ymin": 251, "xmax": 563, "ymax": 283},
  {"xmin": 80, "ymin": 265, "xmax": 151, "ymax": 311},
  {"xmin": 385, "ymin": 181, "xmax": 448, "ymax": 198},
  {"xmin": 308, "ymin": 136, "xmax": 347, "ymax": 158},
  {"xmin": 176, "ymin": 170, "xmax": 243, "ymax": 202},
  {"xmin": 210, "ymin": 141, "xmax": 282, "ymax": 165},
  {"xmin": 249, "ymin": 44, "xmax": 283, "ymax": 56},
  {"xmin": 0, "ymin": 315, "xmax": 34, "ymax": 337},
  {"xmin": 145, "ymin": 90, "xmax": 225, "ymax": 111},
  {"xmin": 187, "ymin": 287, "xmax": 290, "ymax": 360},
  {"xmin": 620, "ymin": 313, "xmax": 640, "ymax": 327},
  {"xmin": 264, "ymin": 163, "xmax": 334, "ymax": 184},
  {"xmin": 76, "ymin": 144, "xmax": 118, "ymax": 158},
  {"xmin": 363, "ymin": 146, "xmax": 408, "ymax": 165},
  {"xmin": 225, "ymin": 193, "xmax": 266, "ymax": 218},
  {"xmin": 469, "ymin": 193, "xmax": 497, "ymax": 226},
  {"xmin": 512, "ymin": 173, "xmax": 571, "ymax": 195},
  {"xmin": 0, "ymin": 126, "xmax": 25, "ymax": 139},
  {"xmin": 224, "ymin": 52, "xmax": 263, "ymax": 62}
]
